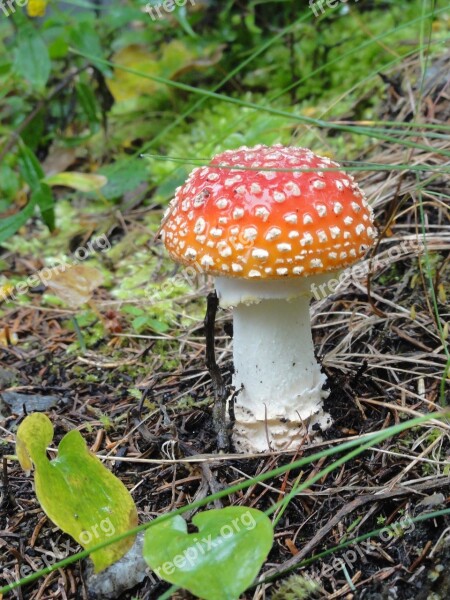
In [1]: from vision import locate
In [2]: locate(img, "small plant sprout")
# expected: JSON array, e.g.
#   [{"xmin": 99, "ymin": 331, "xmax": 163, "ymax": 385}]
[{"xmin": 160, "ymin": 145, "xmax": 377, "ymax": 452}]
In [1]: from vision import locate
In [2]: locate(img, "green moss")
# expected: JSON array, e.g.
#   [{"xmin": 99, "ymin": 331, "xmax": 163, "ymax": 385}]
[
  {"xmin": 98, "ymin": 414, "xmax": 113, "ymax": 431},
  {"xmin": 272, "ymin": 574, "xmax": 321, "ymax": 600},
  {"xmin": 177, "ymin": 395, "xmax": 211, "ymax": 410},
  {"xmin": 378, "ymin": 263, "xmax": 402, "ymax": 285},
  {"xmin": 128, "ymin": 388, "xmax": 143, "ymax": 402},
  {"xmin": 64, "ymin": 313, "xmax": 106, "ymax": 352}
]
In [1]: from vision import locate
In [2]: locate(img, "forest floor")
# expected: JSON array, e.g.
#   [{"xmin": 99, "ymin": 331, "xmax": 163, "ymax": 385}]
[{"xmin": 1, "ymin": 32, "xmax": 450, "ymax": 600}]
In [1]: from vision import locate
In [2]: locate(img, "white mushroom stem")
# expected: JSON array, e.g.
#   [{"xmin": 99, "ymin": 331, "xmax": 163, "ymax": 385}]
[{"xmin": 215, "ymin": 277, "xmax": 332, "ymax": 452}]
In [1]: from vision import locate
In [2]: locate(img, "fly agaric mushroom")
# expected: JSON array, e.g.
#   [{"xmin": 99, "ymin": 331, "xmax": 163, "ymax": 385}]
[{"xmin": 160, "ymin": 144, "xmax": 377, "ymax": 452}]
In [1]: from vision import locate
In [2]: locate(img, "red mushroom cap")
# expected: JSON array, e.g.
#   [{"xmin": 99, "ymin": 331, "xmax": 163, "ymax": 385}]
[{"xmin": 161, "ymin": 144, "xmax": 377, "ymax": 278}]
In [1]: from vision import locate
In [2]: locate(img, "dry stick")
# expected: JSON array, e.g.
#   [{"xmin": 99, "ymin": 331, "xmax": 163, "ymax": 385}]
[
  {"xmin": 269, "ymin": 476, "xmax": 450, "ymax": 576},
  {"xmin": 0, "ymin": 456, "xmax": 16, "ymax": 508},
  {"xmin": 178, "ymin": 440, "xmax": 224, "ymax": 512},
  {"xmin": 204, "ymin": 291, "xmax": 229, "ymax": 452}
]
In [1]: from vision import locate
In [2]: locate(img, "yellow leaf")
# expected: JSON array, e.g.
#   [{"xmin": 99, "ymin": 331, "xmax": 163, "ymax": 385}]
[
  {"xmin": 17, "ymin": 413, "xmax": 138, "ymax": 572},
  {"xmin": 27, "ymin": 0, "xmax": 48, "ymax": 17},
  {"xmin": 106, "ymin": 45, "xmax": 161, "ymax": 102},
  {"xmin": 42, "ymin": 264, "xmax": 104, "ymax": 309},
  {"xmin": 0, "ymin": 283, "xmax": 15, "ymax": 303},
  {"xmin": 106, "ymin": 41, "xmax": 222, "ymax": 103},
  {"xmin": 0, "ymin": 327, "xmax": 18, "ymax": 347},
  {"xmin": 43, "ymin": 172, "xmax": 107, "ymax": 192},
  {"xmin": 16, "ymin": 412, "xmax": 53, "ymax": 471}
]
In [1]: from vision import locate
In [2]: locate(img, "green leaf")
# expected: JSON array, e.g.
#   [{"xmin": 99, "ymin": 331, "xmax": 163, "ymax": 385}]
[
  {"xmin": 131, "ymin": 315, "xmax": 150, "ymax": 332},
  {"xmin": 107, "ymin": 4, "xmax": 146, "ymax": 28},
  {"xmin": 0, "ymin": 164, "xmax": 20, "ymax": 198},
  {"xmin": 14, "ymin": 25, "xmax": 51, "ymax": 92},
  {"xmin": 16, "ymin": 413, "xmax": 138, "ymax": 572},
  {"xmin": 43, "ymin": 172, "xmax": 107, "ymax": 192},
  {"xmin": 0, "ymin": 198, "xmax": 37, "ymax": 244},
  {"xmin": 18, "ymin": 145, "xmax": 55, "ymax": 231},
  {"xmin": 99, "ymin": 159, "xmax": 148, "ymax": 201},
  {"xmin": 121, "ymin": 305, "xmax": 144, "ymax": 316},
  {"xmin": 21, "ymin": 111, "xmax": 45, "ymax": 151},
  {"xmin": 131, "ymin": 315, "xmax": 170, "ymax": 334},
  {"xmin": 0, "ymin": 57, "xmax": 11, "ymax": 77},
  {"xmin": 76, "ymin": 82, "xmax": 100, "ymax": 131},
  {"xmin": 32, "ymin": 184, "xmax": 55, "ymax": 231},
  {"xmin": 143, "ymin": 507, "xmax": 273, "ymax": 600},
  {"xmin": 147, "ymin": 318, "xmax": 170, "ymax": 334},
  {"xmin": 70, "ymin": 22, "xmax": 111, "ymax": 77},
  {"xmin": 154, "ymin": 167, "xmax": 188, "ymax": 201},
  {"xmin": 173, "ymin": 5, "xmax": 198, "ymax": 38},
  {"xmin": 18, "ymin": 144, "xmax": 45, "ymax": 188},
  {"xmin": 48, "ymin": 37, "xmax": 69, "ymax": 60}
]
